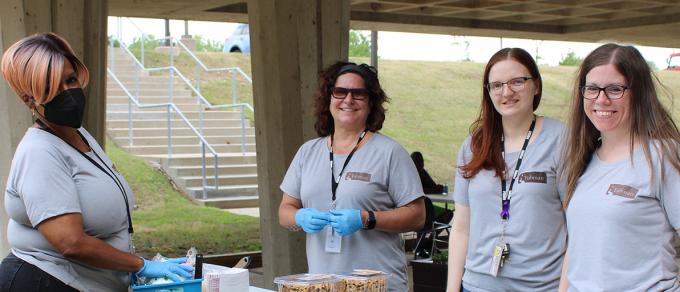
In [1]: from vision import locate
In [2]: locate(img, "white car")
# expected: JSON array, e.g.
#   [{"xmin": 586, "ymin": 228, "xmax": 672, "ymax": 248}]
[{"xmin": 223, "ymin": 24, "xmax": 250, "ymax": 53}]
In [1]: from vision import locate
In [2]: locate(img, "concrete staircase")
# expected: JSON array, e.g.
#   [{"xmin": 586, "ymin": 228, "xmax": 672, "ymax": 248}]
[{"xmin": 106, "ymin": 48, "xmax": 259, "ymax": 208}]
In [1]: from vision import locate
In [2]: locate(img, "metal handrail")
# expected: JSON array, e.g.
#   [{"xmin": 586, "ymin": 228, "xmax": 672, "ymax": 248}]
[
  {"xmin": 111, "ymin": 36, "xmax": 250, "ymax": 154},
  {"xmin": 117, "ymin": 17, "xmax": 254, "ymax": 109},
  {"xmin": 107, "ymin": 68, "xmax": 219, "ymax": 199},
  {"xmin": 110, "ymin": 18, "xmax": 256, "ymax": 197}
]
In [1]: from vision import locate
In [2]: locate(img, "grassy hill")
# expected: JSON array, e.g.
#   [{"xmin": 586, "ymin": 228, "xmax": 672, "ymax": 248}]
[
  {"xmin": 138, "ymin": 50, "xmax": 680, "ymax": 183},
  {"xmin": 115, "ymin": 50, "xmax": 680, "ymax": 255}
]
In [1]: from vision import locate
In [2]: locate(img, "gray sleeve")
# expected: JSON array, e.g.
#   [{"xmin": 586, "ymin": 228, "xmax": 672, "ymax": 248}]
[
  {"xmin": 14, "ymin": 144, "xmax": 81, "ymax": 227},
  {"xmin": 386, "ymin": 142, "xmax": 424, "ymax": 207},
  {"xmin": 453, "ymin": 138, "xmax": 471, "ymax": 206},
  {"xmin": 553, "ymin": 135, "xmax": 567, "ymax": 203},
  {"xmin": 660, "ymin": 162, "xmax": 680, "ymax": 230},
  {"xmin": 280, "ymin": 144, "xmax": 306, "ymax": 199}
]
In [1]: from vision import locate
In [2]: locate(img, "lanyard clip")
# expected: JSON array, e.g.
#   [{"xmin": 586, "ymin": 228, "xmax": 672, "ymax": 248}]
[{"xmin": 500, "ymin": 199, "xmax": 510, "ymax": 220}]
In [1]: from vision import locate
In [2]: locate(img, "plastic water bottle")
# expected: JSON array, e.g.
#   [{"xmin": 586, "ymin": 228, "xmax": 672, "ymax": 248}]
[{"xmin": 442, "ymin": 183, "xmax": 449, "ymax": 195}]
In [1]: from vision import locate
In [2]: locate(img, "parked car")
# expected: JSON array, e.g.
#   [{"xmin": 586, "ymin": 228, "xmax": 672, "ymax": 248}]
[{"xmin": 223, "ymin": 24, "xmax": 250, "ymax": 53}]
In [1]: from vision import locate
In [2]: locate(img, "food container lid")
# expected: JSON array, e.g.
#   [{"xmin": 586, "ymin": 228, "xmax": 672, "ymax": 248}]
[
  {"xmin": 274, "ymin": 273, "xmax": 343, "ymax": 286},
  {"xmin": 337, "ymin": 269, "xmax": 389, "ymax": 280}
]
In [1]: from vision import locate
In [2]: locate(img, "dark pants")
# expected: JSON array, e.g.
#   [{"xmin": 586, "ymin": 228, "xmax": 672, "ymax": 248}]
[{"xmin": 0, "ymin": 253, "xmax": 77, "ymax": 292}]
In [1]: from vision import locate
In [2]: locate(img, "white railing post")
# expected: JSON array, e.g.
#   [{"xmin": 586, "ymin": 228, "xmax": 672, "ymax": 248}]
[
  {"xmin": 240, "ymin": 105, "xmax": 246, "ymax": 155},
  {"xmin": 169, "ymin": 40, "xmax": 174, "ymax": 104},
  {"xmin": 167, "ymin": 105, "xmax": 173, "ymax": 162},
  {"xmin": 117, "ymin": 17, "xmax": 122, "ymax": 44},
  {"xmin": 196, "ymin": 63, "xmax": 201, "ymax": 95},
  {"xmin": 141, "ymin": 33, "xmax": 145, "ymax": 67},
  {"xmin": 214, "ymin": 154, "xmax": 219, "ymax": 190},
  {"xmin": 201, "ymin": 144, "xmax": 207, "ymax": 199},
  {"xmin": 109, "ymin": 37, "xmax": 116, "ymax": 75},
  {"xmin": 231, "ymin": 70, "xmax": 237, "ymax": 107},
  {"xmin": 128, "ymin": 96, "xmax": 133, "ymax": 146},
  {"xmin": 134, "ymin": 66, "xmax": 140, "ymax": 101}
]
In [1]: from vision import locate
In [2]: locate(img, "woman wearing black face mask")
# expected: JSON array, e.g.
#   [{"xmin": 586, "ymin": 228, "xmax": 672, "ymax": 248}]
[{"xmin": 0, "ymin": 33, "xmax": 193, "ymax": 292}]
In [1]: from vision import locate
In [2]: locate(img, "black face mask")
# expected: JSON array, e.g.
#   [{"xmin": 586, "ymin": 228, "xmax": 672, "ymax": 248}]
[{"xmin": 42, "ymin": 88, "xmax": 86, "ymax": 128}]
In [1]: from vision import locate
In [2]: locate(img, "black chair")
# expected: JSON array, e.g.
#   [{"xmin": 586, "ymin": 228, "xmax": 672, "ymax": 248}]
[{"xmin": 413, "ymin": 196, "xmax": 452, "ymax": 259}]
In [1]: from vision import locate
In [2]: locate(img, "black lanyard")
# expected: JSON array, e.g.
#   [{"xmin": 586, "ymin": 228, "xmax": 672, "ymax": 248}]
[
  {"xmin": 36, "ymin": 120, "xmax": 134, "ymax": 234},
  {"xmin": 329, "ymin": 130, "xmax": 367, "ymax": 204},
  {"xmin": 500, "ymin": 117, "xmax": 536, "ymax": 220}
]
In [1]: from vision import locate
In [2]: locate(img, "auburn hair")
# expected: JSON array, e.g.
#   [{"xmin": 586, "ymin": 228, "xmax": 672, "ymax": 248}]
[
  {"xmin": 1, "ymin": 32, "xmax": 89, "ymax": 106},
  {"xmin": 460, "ymin": 48, "xmax": 542, "ymax": 179}
]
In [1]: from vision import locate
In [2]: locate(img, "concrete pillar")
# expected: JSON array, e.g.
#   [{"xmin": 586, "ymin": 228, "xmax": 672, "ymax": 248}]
[
  {"xmin": 0, "ymin": 0, "xmax": 108, "ymax": 255},
  {"xmin": 247, "ymin": 0, "xmax": 349, "ymax": 289},
  {"xmin": 371, "ymin": 31, "xmax": 378, "ymax": 69},
  {"xmin": 0, "ymin": 0, "xmax": 33, "ymax": 254}
]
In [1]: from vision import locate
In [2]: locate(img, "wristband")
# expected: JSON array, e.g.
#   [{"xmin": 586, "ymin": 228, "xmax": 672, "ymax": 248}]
[{"xmin": 363, "ymin": 210, "xmax": 376, "ymax": 230}]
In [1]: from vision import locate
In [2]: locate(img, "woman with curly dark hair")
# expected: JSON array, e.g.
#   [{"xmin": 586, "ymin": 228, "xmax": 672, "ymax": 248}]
[{"xmin": 278, "ymin": 61, "xmax": 425, "ymax": 292}]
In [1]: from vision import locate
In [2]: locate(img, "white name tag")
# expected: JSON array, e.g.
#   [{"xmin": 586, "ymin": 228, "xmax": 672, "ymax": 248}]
[
  {"xmin": 490, "ymin": 239, "xmax": 505, "ymax": 277},
  {"xmin": 324, "ymin": 226, "xmax": 342, "ymax": 253}
]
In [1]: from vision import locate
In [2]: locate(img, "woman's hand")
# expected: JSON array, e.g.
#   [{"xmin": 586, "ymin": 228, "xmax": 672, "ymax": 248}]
[
  {"xmin": 136, "ymin": 257, "xmax": 194, "ymax": 282},
  {"xmin": 295, "ymin": 208, "xmax": 331, "ymax": 234},
  {"xmin": 329, "ymin": 209, "xmax": 363, "ymax": 236}
]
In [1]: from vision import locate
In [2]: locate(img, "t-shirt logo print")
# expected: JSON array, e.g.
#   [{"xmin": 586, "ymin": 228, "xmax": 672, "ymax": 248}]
[
  {"xmin": 606, "ymin": 184, "xmax": 639, "ymax": 199},
  {"xmin": 518, "ymin": 172, "xmax": 547, "ymax": 184},
  {"xmin": 345, "ymin": 172, "xmax": 371, "ymax": 182}
]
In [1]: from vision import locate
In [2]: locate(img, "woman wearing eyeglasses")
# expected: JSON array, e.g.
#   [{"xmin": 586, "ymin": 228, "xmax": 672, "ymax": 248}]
[
  {"xmin": 278, "ymin": 62, "xmax": 425, "ymax": 292},
  {"xmin": 447, "ymin": 48, "xmax": 566, "ymax": 292},
  {"xmin": 558, "ymin": 44, "xmax": 680, "ymax": 291}
]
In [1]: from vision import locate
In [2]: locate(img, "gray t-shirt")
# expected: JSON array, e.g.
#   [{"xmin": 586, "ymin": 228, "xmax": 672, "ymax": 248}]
[
  {"xmin": 566, "ymin": 144, "xmax": 680, "ymax": 291},
  {"xmin": 5, "ymin": 127, "xmax": 134, "ymax": 291},
  {"xmin": 280, "ymin": 133, "xmax": 424, "ymax": 292},
  {"xmin": 454, "ymin": 117, "xmax": 566, "ymax": 292}
]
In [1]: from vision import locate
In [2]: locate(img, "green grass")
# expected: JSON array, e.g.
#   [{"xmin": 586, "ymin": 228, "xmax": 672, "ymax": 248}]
[
  {"xmin": 110, "ymin": 50, "xmax": 680, "ymax": 256},
  {"xmin": 132, "ymin": 50, "xmax": 680, "ymax": 183},
  {"xmin": 105, "ymin": 140, "xmax": 261, "ymax": 257}
]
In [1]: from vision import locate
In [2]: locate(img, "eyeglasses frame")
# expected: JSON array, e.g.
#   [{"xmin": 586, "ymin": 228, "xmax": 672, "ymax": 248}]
[
  {"xmin": 486, "ymin": 77, "xmax": 533, "ymax": 95},
  {"xmin": 580, "ymin": 84, "xmax": 629, "ymax": 100}
]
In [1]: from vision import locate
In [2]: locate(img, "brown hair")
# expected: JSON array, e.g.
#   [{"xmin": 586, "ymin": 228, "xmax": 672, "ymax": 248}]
[
  {"xmin": 1, "ymin": 32, "xmax": 89, "ymax": 106},
  {"xmin": 561, "ymin": 43, "xmax": 680, "ymax": 208},
  {"xmin": 313, "ymin": 61, "xmax": 389, "ymax": 137},
  {"xmin": 460, "ymin": 48, "xmax": 543, "ymax": 178}
]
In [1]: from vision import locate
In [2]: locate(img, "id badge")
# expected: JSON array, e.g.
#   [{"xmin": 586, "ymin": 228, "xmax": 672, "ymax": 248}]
[
  {"xmin": 325, "ymin": 226, "xmax": 342, "ymax": 253},
  {"xmin": 489, "ymin": 240, "xmax": 505, "ymax": 277}
]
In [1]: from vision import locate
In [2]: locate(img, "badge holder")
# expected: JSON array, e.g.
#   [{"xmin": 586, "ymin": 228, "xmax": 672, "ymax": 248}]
[
  {"xmin": 325, "ymin": 226, "xmax": 342, "ymax": 253},
  {"xmin": 490, "ymin": 221, "xmax": 510, "ymax": 277},
  {"xmin": 325, "ymin": 201, "xmax": 342, "ymax": 253}
]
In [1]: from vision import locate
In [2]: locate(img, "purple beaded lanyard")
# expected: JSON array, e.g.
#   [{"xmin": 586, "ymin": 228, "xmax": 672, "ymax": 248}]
[{"xmin": 500, "ymin": 117, "xmax": 536, "ymax": 220}]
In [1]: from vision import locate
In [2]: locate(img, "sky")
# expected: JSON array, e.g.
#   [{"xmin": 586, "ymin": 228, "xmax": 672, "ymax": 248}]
[{"xmin": 108, "ymin": 17, "xmax": 679, "ymax": 69}]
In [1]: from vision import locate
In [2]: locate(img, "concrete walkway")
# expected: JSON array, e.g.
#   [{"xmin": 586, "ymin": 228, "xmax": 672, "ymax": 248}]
[{"xmin": 225, "ymin": 207, "xmax": 260, "ymax": 217}]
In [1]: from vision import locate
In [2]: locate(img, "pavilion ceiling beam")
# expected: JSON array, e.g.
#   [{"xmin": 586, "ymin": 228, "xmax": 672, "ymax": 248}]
[
  {"xmin": 565, "ymin": 12, "xmax": 680, "ymax": 33},
  {"xmin": 350, "ymin": 10, "xmax": 563, "ymax": 33}
]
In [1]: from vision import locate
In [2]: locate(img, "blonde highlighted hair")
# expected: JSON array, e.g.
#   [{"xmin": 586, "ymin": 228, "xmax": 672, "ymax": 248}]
[{"xmin": 1, "ymin": 32, "xmax": 89, "ymax": 105}]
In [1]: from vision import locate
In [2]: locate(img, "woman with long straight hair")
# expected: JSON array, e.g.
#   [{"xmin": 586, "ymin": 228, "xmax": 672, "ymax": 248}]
[
  {"xmin": 559, "ymin": 43, "xmax": 680, "ymax": 291},
  {"xmin": 447, "ymin": 48, "xmax": 566, "ymax": 292}
]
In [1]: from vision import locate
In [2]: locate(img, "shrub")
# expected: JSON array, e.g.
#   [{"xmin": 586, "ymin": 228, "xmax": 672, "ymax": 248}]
[
  {"xmin": 349, "ymin": 30, "xmax": 370, "ymax": 57},
  {"xmin": 559, "ymin": 51, "xmax": 583, "ymax": 66}
]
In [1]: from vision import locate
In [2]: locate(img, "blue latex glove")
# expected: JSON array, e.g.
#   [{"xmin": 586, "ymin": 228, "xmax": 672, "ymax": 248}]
[
  {"xmin": 136, "ymin": 257, "xmax": 194, "ymax": 282},
  {"xmin": 329, "ymin": 209, "xmax": 363, "ymax": 236},
  {"xmin": 295, "ymin": 208, "xmax": 331, "ymax": 234}
]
